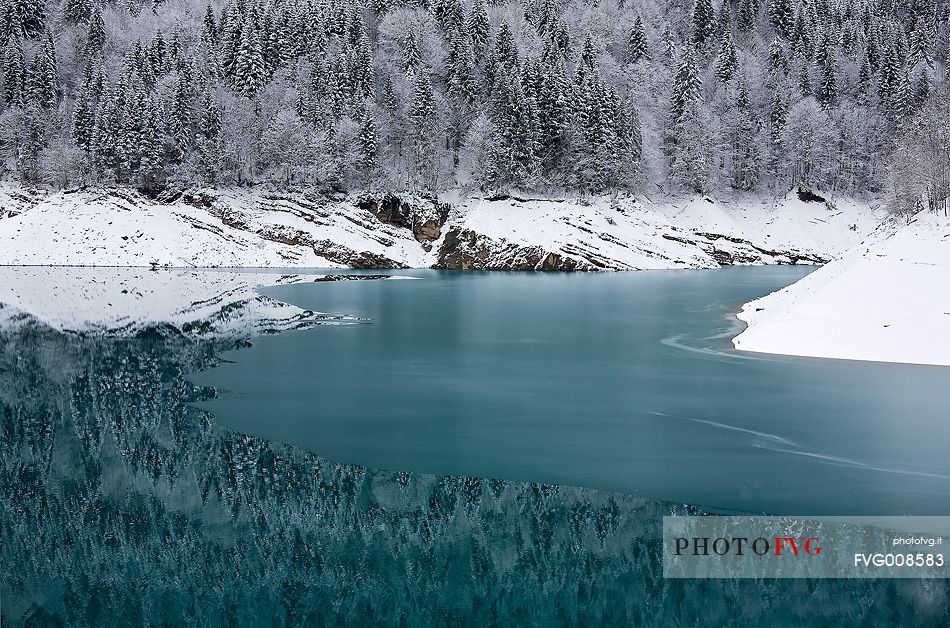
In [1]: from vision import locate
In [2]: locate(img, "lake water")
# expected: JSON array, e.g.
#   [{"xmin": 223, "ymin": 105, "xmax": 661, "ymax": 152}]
[
  {"xmin": 3, "ymin": 267, "xmax": 949, "ymax": 625},
  {"xmin": 196, "ymin": 268, "xmax": 950, "ymax": 516}
]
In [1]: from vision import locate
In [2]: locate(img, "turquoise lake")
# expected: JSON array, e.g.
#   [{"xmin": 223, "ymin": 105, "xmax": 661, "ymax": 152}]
[
  {"xmin": 195, "ymin": 268, "xmax": 950, "ymax": 516},
  {"xmin": 3, "ymin": 266, "xmax": 950, "ymax": 625}
]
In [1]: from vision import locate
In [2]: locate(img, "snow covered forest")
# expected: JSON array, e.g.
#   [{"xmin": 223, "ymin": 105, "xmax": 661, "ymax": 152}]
[{"xmin": 2, "ymin": 0, "xmax": 949, "ymax": 209}]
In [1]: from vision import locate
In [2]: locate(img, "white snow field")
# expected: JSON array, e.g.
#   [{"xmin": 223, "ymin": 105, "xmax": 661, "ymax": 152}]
[
  {"xmin": 0, "ymin": 186, "xmax": 884, "ymax": 270},
  {"xmin": 734, "ymin": 210, "xmax": 950, "ymax": 366}
]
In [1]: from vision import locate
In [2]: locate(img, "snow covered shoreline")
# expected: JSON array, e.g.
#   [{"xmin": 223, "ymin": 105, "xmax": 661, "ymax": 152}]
[
  {"xmin": 3, "ymin": 188, "xmax": 946, "ymax": 366},
  {"xmin": 733, "ymin": 211, "xmax": 950, "ymax": 367},
  {"xmin": 0, "ymin": 267, "xmax": 401, "ymax": 337},
  {"xmin": 0, "ymin": 186, "xmax": 883, "ymax": 271}
]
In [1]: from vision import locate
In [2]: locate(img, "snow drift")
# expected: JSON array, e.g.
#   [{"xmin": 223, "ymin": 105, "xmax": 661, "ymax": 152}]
[{"xmin": 733, "ymin": 211, "xmax": 950, "ymax": 367}]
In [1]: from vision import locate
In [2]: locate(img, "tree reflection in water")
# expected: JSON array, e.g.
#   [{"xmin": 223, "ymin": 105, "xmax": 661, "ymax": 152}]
[{"xmin": 1, "ymin": 315, "xmax": 947, "ymax": 626}]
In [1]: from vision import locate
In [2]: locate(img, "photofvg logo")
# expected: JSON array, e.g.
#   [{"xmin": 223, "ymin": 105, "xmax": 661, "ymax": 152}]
[
  {"xmin": 674, "ymin": 535, "xmax": 822, "ymax": 558},
  {"xmin": 663, "ymin": 516, "xmax": 950, "ymax": 579}
]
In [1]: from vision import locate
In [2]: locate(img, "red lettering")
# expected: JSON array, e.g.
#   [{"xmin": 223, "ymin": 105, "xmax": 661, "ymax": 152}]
[{"xmin": 774, "ymin": 537, "xmax": 800, "ymax": 556}]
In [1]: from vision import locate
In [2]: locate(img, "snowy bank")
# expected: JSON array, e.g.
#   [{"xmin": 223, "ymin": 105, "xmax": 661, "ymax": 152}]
[
  {"xmin": 0, "ymin": 267, "xmax": 391, "ymax": 337},
  {"xmin": 0, "ymin": 186, "xmax": 884, "ymax": 270},
  {"xmin": 733, "ymin": 211, "xmax": 950, "ymax": 366},
  {"xmin": 437, "ymin": 193, "xmax": 881, "ymax": 270},
  {"xmin": 0, "ymin": 188, "xmax": 431, "ymax": 269}
]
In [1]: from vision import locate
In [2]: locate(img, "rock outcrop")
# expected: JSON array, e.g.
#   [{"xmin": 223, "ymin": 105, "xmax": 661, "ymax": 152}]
[
  {"xmin": 434, "ymin": 228, "xmax": 589, "ymax": 271},
  {"xmin": 0, "ymin": 186, "xmax": 883, "ymax": 271},
  {"xmin": 358, "ymin": 194, "xmax": 450, "ymax": 244}
]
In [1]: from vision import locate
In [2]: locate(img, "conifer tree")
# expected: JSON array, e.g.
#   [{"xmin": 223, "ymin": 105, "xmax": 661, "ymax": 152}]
[
  {"xmin": 150, "ymin": 31, "xmax": 167, "ymax": 77},
  {"xmin": 383, "ymin": 78, "xmax": 398, "ymax": 115},
  {"xmin": 486, "ymin": 71, "xmax": 539, "ymax": 188},
  {"xmin": 534, "ymin": 0, "xmax": 562, "ymax": 37},
  {"xmin": 768, "ymin": 0, "xmax": 794, "ymax": 39},
  {"xmin": 493, "ymin": 24, "xmax": 518, "ymax": 73},
  {"xmin": 767, "ymin": 39, "xmax": 787, "ymax": 74},
  {"xmin": 575, "ymin": 36, "xmax": 597, "ymax": 84},
  {"xmin": 908, "ymin": 22, "xmax": 929, "ymax": 68},
  {"xmin": 138, "ymin": 102, "xmax": 165, "ymax": 188},
  {"xmin": 326, "ymin": 56, "xmax": 347, "ymax": 119},
  {"xmin": 260, "ymin": 10, "xmax": 279, "ymax": 77},
  {"xmin": 730, "ymin": 83, "xmax": 760, "ymax": 190},
  {"xmin": 12, "ymin": 0, "xmax": 46, "ymax": 38},
  {"xmin": 409, "ymin": 70, "xmax": 436, "ymax": 188},
  {"xmin": 233, "ymin": 19, "xmax": 266, "ymax": 97},
  {"xmin": 914, "ymin": 71, "xmax": 931, "ymax": 107},
  {"xmin": 817, "ymin": 55, "xmax": 837, "ymax": 108},
  {"xmin": 85, "ymin": 8, "xmax": 105, "ymax": 57},
  {"xmin": 218, "ymin": 4, "xmax": 242, "ymax": 77},
  {"xmin": 768, "ymin": 87, "xmax": 787, "ymax": 145},
  {"xmin": 662, "ymin": 25, "xmax": 676, "ymax": 64},
  {"xmin": 347, "ymin": 5, "xmax": 365, "ymax": 47},
  {"xmin": 797, "ymin": 58, "xmax": 811, "ymax": 96},
  {"xmin": 448, "ymin": 28, "xmax": 477, "ymax": 106},
  {"xmin": 118, "ymin": 79, "xmax": 147, "ymax": 180},
  {"xmin": 877, "ymin": 44, "xmax": 902, "ymax": 111},
  {"xmin": 63, "ymin": 0, "xmax": 92, "ymax": 24},
  {"xmin": 202, "ymin": 4, "xmax": 217, "ymax": 47},
  {"xmin": 32, "ymin": 32, "xmax": 57, "ymax": 109},
  {"xmin": 92, "ymin": 84, "xmax": 121, "ymax": 175},
  {"xmin": 169, "ymin": 72, "xmax": 193, "ymax": 159},
  {"xmin": 716, "ymin": 2, "xmax": 731, "ymax": 37},
  {"xmin": 857, "ymin": 54, "xmax": 872, "ymax": 99},
  {"xmin": 359, "ymin": 107, "xmax": 379, "ymax": 172},
  {"xmin": 2, "ymin": 38, "xmax": 24, "ymax": 105},
  {"xmin": 198, "ymin": 91, "xmax": 221, "ymax": 183},
  {"xmin": 467, "ymin": 0, "xmax": 490, "ymax": 58},
  {"xmin": 72, "ymin": 63, "xmax": 101, "ymax": 151},
  {"xmin": 433, "ymin": 0, "xmax": 464, "ymax": 34},
  {"xmin": 791, "ymin": 10, "xmax": 809, "ymax": 52},
  {"xmin": 892, "ymin": 72, "xmax": 912, "ymax": 121},
  {"xmin": 716, "ymin": 31, "xmax": 738, "ymax": 83},
  {"xmin": 403, "ymin": 33, "xmax": 421, "ymax": 77},
  {"xmin": 690, "ymin": 0, "xmax": 716, "ymax": 49},
  {"xmin": 628, "ymin": 17, "xmax": 649, "ymax": 64},
  {"xmin": 737, "ymin": 0, "xmax": 758, "ymax": 32},
  {"xmin": 350, "ymin": 36, "xmax": 374, "ymax": 102},
  {"xmin": 669, "ymin": 99, "xmax": 709, "ymax": 192},
  {"xmin": 17, "ymin": 106, "xmax": 45, "ymax": 182},
  {"xmin": 410, "ymin": 70, "xmax": 435, "ymax": 135},
  {"xmin": 668, "ymin": 48, "xmax": 708, "ymax": 193},
  {"xmin": 670, "ymin": 48, "xmax": 701, "ymax": 124}
]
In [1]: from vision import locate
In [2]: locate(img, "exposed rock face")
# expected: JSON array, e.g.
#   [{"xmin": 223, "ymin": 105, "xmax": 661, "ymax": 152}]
[
  {"xmin": 312, "ymin": 274, "xmax": 393, "ymax": 281},
  {"xmin": 797, "ymin": 188, "xmax": 827, "ymax": 203},
  {"xmin": 435, "ymin": 226, "xmax": 827, "ymax": 272},
  {"xmin": 199, "ymin": 201, "xmax": 407, "ymax": 268},
  {"xmin": 414, "ymin": 218, "xmax": 443, "ymax": 242},
  {"xmin": 311, "ymin": 239, "xmax": 407, "ymax": 269},
  {"xmin": 0, "ymin": 186, "xmax": 879, "ymax": 271},
  {"xmin": 434, "ymin": 228, "xmax": 591, "ymax": 271},
  {"xmin": 662, "ymin": 231, "xmax": 828, "ymax": 266},
  {"xmin": 358, "ymin": 194, "xmax": 449, "ymax": 243},
  {"xmin": 692, "ymin": 232, "xmax": 828, "ymax": 265}
]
